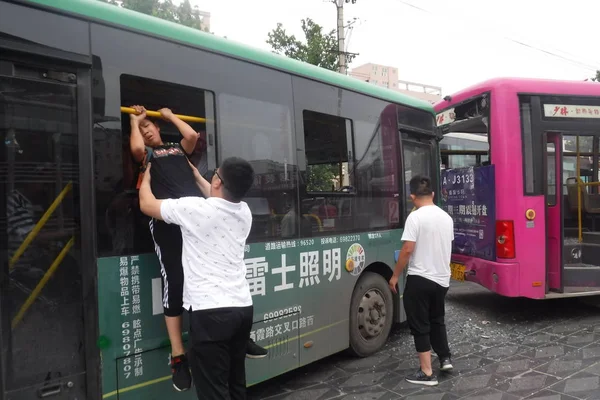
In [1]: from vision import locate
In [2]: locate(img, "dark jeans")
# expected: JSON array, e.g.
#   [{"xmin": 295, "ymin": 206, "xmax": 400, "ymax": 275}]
[
  {"xmin": 188, "ymin": 305, "xmax": 254, "ymax": 400},
  {"xmin": 403, "ymin": 274, "xmax": 451, "ymax": 359}
]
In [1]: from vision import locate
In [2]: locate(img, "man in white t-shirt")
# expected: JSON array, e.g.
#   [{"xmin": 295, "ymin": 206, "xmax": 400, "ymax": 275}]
[
  {"xmin": 389, "ymin": 175, "xmax": 454, "ymax": 387},
  {"xmin": 139, "ymin": 156, "xmax": 255, "ymax": 400}
]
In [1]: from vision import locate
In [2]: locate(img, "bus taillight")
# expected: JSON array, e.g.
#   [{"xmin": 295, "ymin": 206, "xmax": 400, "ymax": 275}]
[{"xmin": 496, "ymin": 220, "xmax": 515, "ymax": 259}]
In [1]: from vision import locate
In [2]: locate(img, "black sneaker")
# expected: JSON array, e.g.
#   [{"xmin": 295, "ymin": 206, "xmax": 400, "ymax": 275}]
[
  {"xmin": 171, "ymin": 354, "xmax": 192, "ymax": 391},
  {"xmin": 440, "ymin": 357, "xmax": 453, "ymax": 371},
  {"xmin": 246, "ymin": 338, "xmax": 268, "ymax": 359},
  {"xmin": 406, "ymin": 369, "xmax": 438, "ymax": 386}
]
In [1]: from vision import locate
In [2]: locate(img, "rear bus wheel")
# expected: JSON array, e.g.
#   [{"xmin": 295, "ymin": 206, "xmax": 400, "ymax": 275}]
[{"xmin": 348, "ymin": 271, "xmax": 394, "ymax": 357}]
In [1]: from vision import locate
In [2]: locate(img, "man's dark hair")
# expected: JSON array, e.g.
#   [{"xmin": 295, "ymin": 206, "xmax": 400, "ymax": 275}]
[
  {"xmin": 409, "ymin": 175, "xmax": 433, "ymax": 197},
  {"xmin": 219, "ymin": 157, "xmax": 255, "ymax": 202}
]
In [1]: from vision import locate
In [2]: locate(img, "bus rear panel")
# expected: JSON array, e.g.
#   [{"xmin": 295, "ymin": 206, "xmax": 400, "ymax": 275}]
[{"xmin": 436, "ymin": 77, "xmax": 600, "ymax": 300}]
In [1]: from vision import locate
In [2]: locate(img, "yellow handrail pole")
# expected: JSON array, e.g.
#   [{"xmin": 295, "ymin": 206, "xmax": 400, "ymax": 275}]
[
  {"xmin": 9, "ymin": 182, "xmax": 73, "ymax": 270},
  {"xmin": 271, "ymin": 213, "xmax": 324, "ymax": 231},
  {"xmin": 120, "ymin": 107, "xmax": 207, "ymax": 124},
  {"xmin": 12, "ymin": 236, "xmax": 74, "ymax": 329},
  {"xmin": 304, "ymin": 214, "xmax": 323, "ymax": 231},
  {"xmin": 577, "ymin": 135, "xmax": 582, "ymax": 243}
]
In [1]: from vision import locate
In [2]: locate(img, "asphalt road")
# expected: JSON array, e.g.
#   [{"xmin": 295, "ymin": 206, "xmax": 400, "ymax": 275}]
[{"xmin": 248, "ymin": 281, "xmax": 600, "ymax": 400}]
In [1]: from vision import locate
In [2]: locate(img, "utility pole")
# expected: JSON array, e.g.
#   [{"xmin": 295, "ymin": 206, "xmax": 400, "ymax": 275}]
[{"xmin": 332, "ymin": 0, "xmax": 356, "ymax": 75}]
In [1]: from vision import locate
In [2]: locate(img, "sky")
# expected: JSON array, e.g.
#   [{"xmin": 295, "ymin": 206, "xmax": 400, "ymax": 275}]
[{"xmin": 191, "ymin": 0, "xmax": 599, "ymax": 95}]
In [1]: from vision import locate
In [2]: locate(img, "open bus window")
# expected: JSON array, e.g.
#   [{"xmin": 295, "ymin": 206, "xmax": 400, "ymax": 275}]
[
  {"xmin": 96, "ymin": 75, "xmax": 215, "ymax": 256},
  {"xmin": 301, "ymin": 110, "xmax": 355, "ymax": 234},
  {"xmin": 302, "ymin": 111, "xmax": 354, "ymax": 193},
  {"xmin": 438, "ymin": 96, "xmax": 490, "ymax": 170}
]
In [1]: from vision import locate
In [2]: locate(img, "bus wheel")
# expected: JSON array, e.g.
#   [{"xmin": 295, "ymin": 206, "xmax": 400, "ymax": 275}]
[{"xmin": 348, "ymin": 271, "xmax": 393, "ymax": 357}]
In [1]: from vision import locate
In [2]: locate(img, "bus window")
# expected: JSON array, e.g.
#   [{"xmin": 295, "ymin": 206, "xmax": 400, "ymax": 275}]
[
  {"xmin": 547, "ymin": 142, "xmax": 557, "ymax": 205},
  {"xmin": 96, "ymin": 75, "xmax": 216, "ymax": 256},
  {"xmin": 562, "ymin": 135, "xmax": 596, "ymax": 195},
  {"xmin": 403, "ymin": 137, "xmax": 433, "ymax": 214},
  {"xmin": 353, "ymin": 113, "xmax": 402, "ymax": 232},
  {"xmin": 218, "ymin": 93, "xmax": 297, "ymax": 242},
  {"xmin": 302, "ymin": 111, "xmax": 353, "ymax": 193},
  {"xmin": 439, "ymin": 132, "xmax": 489, "ymax": 169},
  {"xmin": 301, "ymin": 110, "xmax": 354, "ymax": 234},
  {"xmin": 521, "ymin": 100, "xmax": 535, "ymax": 193},
  {"xmin": 438, "ymin": 96, "xmax": 490, "ymax": 170}
]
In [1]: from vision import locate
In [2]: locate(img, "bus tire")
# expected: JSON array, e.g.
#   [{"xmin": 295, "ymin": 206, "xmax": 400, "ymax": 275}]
[{"xmin": 348, "ymin": 271, "xmax": 393, "ymax": 357}]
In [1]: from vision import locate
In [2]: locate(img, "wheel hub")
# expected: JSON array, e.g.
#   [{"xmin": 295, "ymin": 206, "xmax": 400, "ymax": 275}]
[{"xmin": 357, "ymin": 288, "xmax": 387, "ymax": 339}]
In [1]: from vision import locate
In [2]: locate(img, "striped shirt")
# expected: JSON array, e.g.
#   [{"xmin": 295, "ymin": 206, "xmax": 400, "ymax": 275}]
[{"xmin": 7, "ymin": 189, "xmax": 35, "ymax": 259}]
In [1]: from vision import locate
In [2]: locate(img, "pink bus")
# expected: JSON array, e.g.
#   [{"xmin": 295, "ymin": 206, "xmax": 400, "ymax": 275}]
[{"xmin": 435, "ymin": 77, "xmax": 600, "ymax": 299}]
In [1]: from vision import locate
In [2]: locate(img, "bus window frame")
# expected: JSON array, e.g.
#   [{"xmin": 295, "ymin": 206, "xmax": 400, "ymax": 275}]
[
  {"xmin": 437, "ymin": 91, "xmax": 492, "ymax": 168},
  {"xmin": 520, "ymin": 95, "xmax": 539, "ymax": 195},
  {"xmin": 400, "ymin": 132, "xmax": 438, "ymax": 213},
  {"xmin": 545, "ymin": 140, "xmax": 557, "ymax": 206},
  {"xmin": 301, "ymin": 110, "xmax": 356, "ymax": 196},
  {"xmin": 520, "ymin": 94, "xmax": 600, "ymax": 197}
]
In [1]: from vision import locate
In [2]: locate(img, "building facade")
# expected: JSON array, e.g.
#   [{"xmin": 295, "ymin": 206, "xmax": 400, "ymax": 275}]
[{"xmin": 350, "ymin": 62, "xmax": 442, "ymax": 104}]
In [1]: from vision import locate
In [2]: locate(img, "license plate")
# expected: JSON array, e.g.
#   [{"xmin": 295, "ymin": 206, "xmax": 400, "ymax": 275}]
[{"xmin": 450, "ymin": 262, "xmax": 466, "ymax": 281}]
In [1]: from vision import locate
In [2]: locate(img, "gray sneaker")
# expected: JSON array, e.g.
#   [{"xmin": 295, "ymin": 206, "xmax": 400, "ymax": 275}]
[
  {"xmin": 406, "ymin": 369, "xmax": 438, "ymax": 386},
  {"xmin": 440, "ymin": 358, "xmax": 454, "ymax": 371}
]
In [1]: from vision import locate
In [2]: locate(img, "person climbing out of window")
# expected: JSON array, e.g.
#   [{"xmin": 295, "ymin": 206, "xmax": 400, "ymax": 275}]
[{"xmin": 129, "ymin": 105, "xmax": 267, "ymax": 392}]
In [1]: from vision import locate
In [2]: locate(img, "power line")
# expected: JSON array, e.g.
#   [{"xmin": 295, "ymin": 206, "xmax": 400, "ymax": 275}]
[{"xmin": 396, "ymin": 0, "xmax": 599, "ymax": 73}]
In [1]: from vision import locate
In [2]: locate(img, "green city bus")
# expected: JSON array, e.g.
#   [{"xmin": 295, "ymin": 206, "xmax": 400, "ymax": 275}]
[{"xmin": 0, "ymin": 0, "xmax": 439, "ymax": 398}]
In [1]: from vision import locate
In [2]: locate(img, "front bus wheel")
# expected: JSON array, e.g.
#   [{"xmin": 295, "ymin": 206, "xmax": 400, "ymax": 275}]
[{"xmin": 348, "ymin": 271, "xmax": 394, "ymax": 357}]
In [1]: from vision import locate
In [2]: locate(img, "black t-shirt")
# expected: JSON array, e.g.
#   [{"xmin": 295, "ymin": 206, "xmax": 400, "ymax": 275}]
[{"xmin": 148, "ymin": 142, "xmax": 203, "ymax": 200}]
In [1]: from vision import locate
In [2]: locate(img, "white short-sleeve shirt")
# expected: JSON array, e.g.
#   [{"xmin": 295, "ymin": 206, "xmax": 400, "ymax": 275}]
[
  {"xmin": 401, "ymin": 204, "xmax": 454, "ymax": 287},
  {"xmin": 160, "ymin": 196, "xmax": 253, "ymax": 311}
]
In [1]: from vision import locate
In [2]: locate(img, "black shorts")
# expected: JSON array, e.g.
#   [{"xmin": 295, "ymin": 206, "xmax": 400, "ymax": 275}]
[{"xmin": 149, "ymin": 218, "xmax": 184, "ymax": 317}]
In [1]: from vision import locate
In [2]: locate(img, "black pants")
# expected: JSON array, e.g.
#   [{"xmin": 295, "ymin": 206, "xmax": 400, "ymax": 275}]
[
  {"xmin": 403, "ymin": 274, "xmax": 451, "ymax": 358},
  {"xmin": 188, "ymin": 306, "xmax": 254, "ymax": 400}
]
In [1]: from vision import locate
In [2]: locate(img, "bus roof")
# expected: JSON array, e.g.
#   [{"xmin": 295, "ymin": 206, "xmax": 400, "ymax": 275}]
[
  {"xmin": 434, "ymin": 77, "xmax": 600, "ymax": 112},
  {"xmin": 27, "ymin": 0, "xmax": 434, "ymax": 114}
]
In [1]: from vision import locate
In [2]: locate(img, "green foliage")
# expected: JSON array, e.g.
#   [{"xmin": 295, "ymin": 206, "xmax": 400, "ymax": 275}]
[
  {"xmin": 306, "ymin": 164, "xmax": 339, "ymax": 192},
  {"xmin": 266, "ymin": 18, "xmax": 355, "ymax": 72},
  {"xmin": 98, "ymin": 0, "xmax": 210, "ymax": 32}
]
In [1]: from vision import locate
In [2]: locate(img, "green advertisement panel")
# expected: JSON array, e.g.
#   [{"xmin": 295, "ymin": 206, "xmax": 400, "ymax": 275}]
[{"xmin": 98, "ymin": 229, "xmax": 402, "ymax": 399}]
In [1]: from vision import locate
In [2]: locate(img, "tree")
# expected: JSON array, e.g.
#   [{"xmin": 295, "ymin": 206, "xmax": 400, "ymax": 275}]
[
  {"xmin": 306, "ymin": 164, "xmax": 339, "ymax": 192},
  {"xmin": 266, "ymin": 18, "xmax": 355, "ymax": 72},
  {"xmin": 267, "ymin": 18, "xmax": 355, "ymax": 192},
  {"xmin": 98, "ymin": 0, "xmax": 210, "ymax": 32},
  {"xmin": 591, "ymin": 70, "xmax": 600, "ymax": 82}
]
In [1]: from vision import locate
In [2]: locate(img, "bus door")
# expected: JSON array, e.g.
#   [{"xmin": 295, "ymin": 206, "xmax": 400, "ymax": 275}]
[
  {"xmin": 0, "ymin": 53, "xmax": 94, "ymax": 398},
  {"xmin": 556, "ymin": 133, "xmax": 600, "ymax": 290},
  {"xmin": 545, "ymin": 132, "xmax": 562, "ymax": 292}
]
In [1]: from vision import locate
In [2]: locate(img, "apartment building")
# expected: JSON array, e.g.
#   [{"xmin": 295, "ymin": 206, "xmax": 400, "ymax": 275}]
[{"xmin": 349, "ymin": 62, "xmax": 442, "ymax": 104}]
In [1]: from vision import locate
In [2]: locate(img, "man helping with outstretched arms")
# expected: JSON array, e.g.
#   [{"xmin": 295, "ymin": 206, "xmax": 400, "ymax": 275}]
[
  {"xmin": 139, "ymin": 157, "xmax": 256, "ymax": 400},
  {"xmin": 129, "ymin": 105, "xmax": 266, "ymax": 392}
]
